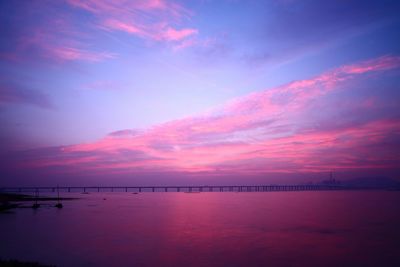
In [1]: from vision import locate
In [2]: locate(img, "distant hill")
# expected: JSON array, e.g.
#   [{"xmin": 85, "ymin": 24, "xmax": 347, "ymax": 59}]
[{"xmin": 341, "ymin": 176, "xmax": 400, "ymax": 189}]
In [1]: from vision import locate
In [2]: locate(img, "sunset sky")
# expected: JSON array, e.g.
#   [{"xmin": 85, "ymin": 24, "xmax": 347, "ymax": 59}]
[{"xmin": 1, "ymin": 0, "xmax": 400, "ymax": 185}]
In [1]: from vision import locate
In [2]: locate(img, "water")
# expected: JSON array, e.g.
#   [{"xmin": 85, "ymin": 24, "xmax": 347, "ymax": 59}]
[{"xmin": 1, "ymin": 191, "xmax": 399, "ymax": 267}]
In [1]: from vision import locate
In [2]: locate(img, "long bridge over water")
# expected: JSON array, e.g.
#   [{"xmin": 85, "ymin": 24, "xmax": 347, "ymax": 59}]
[{"xmin": 0, "ymin": 184, "xmax": 346, "ymax": 193}]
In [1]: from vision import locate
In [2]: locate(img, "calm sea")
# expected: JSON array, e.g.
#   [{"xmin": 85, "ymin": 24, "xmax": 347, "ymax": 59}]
[{"xmin": 1, "ymin": 191, "xmax": 400, "ymax": 267}]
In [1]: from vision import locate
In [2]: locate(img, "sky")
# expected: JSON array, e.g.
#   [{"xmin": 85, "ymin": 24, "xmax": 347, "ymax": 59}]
[{"xmin": 1, "ymin": 0, "xmax": 400, "ymax": 186}]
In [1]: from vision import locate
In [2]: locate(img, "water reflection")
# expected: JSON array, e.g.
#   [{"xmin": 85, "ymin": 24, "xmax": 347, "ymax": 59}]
[{"xmin": 1, "ymin": 191, "xmax": 399, "ymax": 267}]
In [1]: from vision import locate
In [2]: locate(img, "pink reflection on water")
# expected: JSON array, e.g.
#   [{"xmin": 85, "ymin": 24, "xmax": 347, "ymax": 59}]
[{"xmin": 1, "ymin": 191, "xmax": 400, "ymax": 267}]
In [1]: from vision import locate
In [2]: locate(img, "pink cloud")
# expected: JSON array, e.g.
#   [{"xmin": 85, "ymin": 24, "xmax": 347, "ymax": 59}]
[
  {"xmin": 2, "ymin": 0, "xmax": 199, "ymax": 64},
  {"xmin": 163, "ymin": 27, "xmax": 198, "ymax": 41},
  {"xmin": 48, "ymin": 46, "xmax": 116, "ymax": 62},
  {"xmin": 66, "ymin": 0, "xmax": 198, "ymax": 47},
  {"xmin": 17, "ymin": 55, "xmax": 400, "ymax": 176},
  {"xmin": 340, "ymin": 55, "xmax": 400, "ymax": 74},
  {"xmin": 102, "ymin": 19, "xmax": 144, "ymax": 35},
  {"xmin": 66, "ymin": 0, "xmax": 177, "ymax": 14},
  {"xmin": 9, "ymin": 15, "xmax": 116, "ymax": 63}
]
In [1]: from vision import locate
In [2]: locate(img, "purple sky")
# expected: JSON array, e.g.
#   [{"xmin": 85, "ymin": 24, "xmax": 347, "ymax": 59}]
[{"xmin": 1, "ymin": 0, "xmax": 400, "ymax": 185}]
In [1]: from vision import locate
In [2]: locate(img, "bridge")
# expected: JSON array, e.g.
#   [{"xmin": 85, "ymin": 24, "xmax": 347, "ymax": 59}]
[{"xmin": 0, "ymin": 184, "xmax": 346, "ymax": 193}]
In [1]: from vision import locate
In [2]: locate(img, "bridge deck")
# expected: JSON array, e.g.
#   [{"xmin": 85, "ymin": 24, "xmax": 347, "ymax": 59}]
[{"xmin": 0, "ymin": 185, "xmax": 346, "ymax": 193}]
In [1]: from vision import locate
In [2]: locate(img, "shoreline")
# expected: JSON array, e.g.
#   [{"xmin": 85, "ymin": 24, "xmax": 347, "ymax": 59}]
[
  {"xmin": 0, "ymin": 259, "xmax": 55, "ymax": 267},
  {"xmin": 0, "ymin": 193, "xmax": 77, "ymax": 212}
]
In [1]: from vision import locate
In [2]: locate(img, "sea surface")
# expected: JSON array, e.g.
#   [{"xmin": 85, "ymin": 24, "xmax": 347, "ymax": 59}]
[{"xmin": 1, "ymin": 191, "xmax": 400, "ymax": 267}]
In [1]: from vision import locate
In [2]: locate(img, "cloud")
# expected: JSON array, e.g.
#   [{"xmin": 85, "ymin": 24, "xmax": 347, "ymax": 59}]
[
  {"xmin": 163, "ymin": 27, "xmax": 198, "ymax": 41},
  {"xmin": 8, "ymin": 55, "xmax": 400, "ymax": 177},
  {"xmin": 0, "ymin": 1, "xmax": 116, "ymax": 63},
  {"xmin": 16, "ymin": 26, "xmax": 117, "ymax": 63},
  {"xmin": 0, "ymin": 80, "xmax": 52, "ymax": 108},
  {"xmin": 108, "ymin": 129, "xmax": 143, "ymax": 137},
  {"xmin": 66, "ymin": 0, "xmax": 198, "ymax": 47},
  {"xmin": 46, "ymin": 46, "xmax": 116, "ymax": 62}
]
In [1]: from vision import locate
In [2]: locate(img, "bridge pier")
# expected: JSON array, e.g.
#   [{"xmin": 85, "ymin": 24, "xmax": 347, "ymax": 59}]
[{"xmin": 0, "ymin": 184, "xmax": 350, "ymax": 194}]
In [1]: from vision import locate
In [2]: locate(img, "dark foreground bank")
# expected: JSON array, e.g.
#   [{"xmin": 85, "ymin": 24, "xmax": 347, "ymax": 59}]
[
  {"xmin": 0, "ymin": 259, "xmax": 55, "ymax": 267},
  {"xmin": 0, "ymin": 193, "xmax": 76, "ymax": 212}
]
